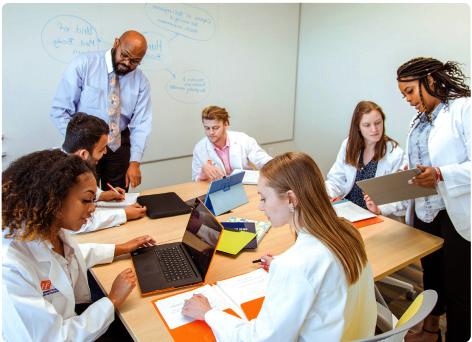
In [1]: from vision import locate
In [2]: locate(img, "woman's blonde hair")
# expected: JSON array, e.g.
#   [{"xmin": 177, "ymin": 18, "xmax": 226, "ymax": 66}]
[
  {"xmin": 260, "ymin": 152, "xmax": 368, "ymax": 285},
  {"xmin": 201, "ymin": 105, "xmax": 230, "ymax": 124}
]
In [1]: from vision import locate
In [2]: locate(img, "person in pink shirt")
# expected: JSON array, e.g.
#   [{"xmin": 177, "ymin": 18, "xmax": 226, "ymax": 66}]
[{"xmin": 192, "ymin": 106, "xmax": 273, "ymax": 181}]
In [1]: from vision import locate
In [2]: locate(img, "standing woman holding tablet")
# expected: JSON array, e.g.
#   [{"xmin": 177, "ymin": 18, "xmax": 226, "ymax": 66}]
[
  {"xmin": 397, "ymin": 57, "xmax": 470, "ymax": 342},
  {"xmin": 182, "ymin": 152, "xmax": 376, "ymax": 341},
  {"xmin": 325, "ymin": 100, "xmax": 407, "ymax": 216}
]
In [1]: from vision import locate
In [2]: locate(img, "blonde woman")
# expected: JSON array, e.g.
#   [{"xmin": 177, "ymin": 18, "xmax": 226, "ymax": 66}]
[{"xmin": 183, "ymin": 152, "xmax": 376, "ymax": 341}]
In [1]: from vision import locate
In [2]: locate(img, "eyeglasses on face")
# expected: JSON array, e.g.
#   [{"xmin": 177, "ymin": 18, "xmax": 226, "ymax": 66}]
[{"xmin": 117, "ymin": 40, "xmax": 142, "ymax": 66}]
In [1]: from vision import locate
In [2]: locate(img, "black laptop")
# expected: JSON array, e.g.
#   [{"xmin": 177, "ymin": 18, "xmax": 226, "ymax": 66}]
[{"xmin": 131, "ymin": 199, "xmax": 223, "ymax": 296}]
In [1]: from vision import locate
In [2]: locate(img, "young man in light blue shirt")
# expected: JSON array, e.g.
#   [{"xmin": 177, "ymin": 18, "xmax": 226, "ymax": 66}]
[{"xmin": 50, "ymin": 30, "xmax": 152, "ymax": 191}]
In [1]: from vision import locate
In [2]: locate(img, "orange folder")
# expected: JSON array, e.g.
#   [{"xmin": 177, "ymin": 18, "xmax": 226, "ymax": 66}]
[
  {"xmin": 352, "ymin": 216, "xmax": 383, "ymax": 228},
  {"xmin": 152, "ymin": 272, "xmax": 266, "ymax": 342}
]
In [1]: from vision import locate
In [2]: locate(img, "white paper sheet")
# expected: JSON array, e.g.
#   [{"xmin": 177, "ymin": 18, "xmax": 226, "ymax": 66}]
[
  {"xmin": 95, "ymin": 192, "xmax": 139, "ymax": 208},
  {"xmin": 216, "ymin": 268, "xmax": 269, "ymax": 306},
  {"xmin": 231, "ymin": 169, "xmax": 260, "ymax": 185},
  {"xmin": 333, "ymin": 200, "xmax": 376, "ymax": 222},
  {"xmin": 154, "ymin": 285, "xmax": 234, "ymax": 329}
]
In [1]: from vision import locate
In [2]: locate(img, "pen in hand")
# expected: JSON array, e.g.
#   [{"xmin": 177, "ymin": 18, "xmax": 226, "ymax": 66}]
[
  {"xmin": 252, "ymin": 258, "xmax": 263, "ymax": 263},
  {"xmin": 107, "ymin": 183, "xmax": 121, "ymax": 195}
]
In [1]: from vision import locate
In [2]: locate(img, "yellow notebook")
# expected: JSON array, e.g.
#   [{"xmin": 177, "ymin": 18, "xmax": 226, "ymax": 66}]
[{"xmin": 216, "ymin": 229, "xmax": 256, "ymax": 255}]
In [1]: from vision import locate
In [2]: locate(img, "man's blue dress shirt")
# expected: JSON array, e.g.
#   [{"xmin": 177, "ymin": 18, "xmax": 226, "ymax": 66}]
[{"xmin": 50, "ymin": 49, "xmax": 152, "ymax": 162}]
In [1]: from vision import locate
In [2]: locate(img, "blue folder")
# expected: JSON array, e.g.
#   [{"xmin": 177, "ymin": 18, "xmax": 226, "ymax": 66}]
[{"xmin": 204, "ymin": 171, "xmax": 248, "ymax": 216}]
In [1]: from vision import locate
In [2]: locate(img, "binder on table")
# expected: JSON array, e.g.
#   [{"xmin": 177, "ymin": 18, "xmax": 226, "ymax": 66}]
[
  {"xmin": 204, "ymin": 171, "xmax": 248, "ymax": 216},
  {"xmin": 152, "ymin": 268, "xmax": 268, "ymax": 342}
]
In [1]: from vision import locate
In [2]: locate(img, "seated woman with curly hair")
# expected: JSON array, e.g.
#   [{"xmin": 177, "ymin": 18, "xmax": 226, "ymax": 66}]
[{"xmin": 2, "ymin": 149, "xmax": 156, "ymax": 341}]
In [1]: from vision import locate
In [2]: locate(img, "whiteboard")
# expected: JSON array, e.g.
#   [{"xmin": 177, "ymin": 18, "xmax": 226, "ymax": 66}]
[{"xmin": 3, "ymin": 3, "xmax": 299, "ymax": 165}]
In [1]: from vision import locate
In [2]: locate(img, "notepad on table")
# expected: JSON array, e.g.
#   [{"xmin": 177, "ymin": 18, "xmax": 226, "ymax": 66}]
[
  {"xmin": 153, "ymin": 268, "xmax": 268, "ymax": 342},
  {"xmin": 95, "ymin": 192, "xmax": 139, "ymax": 208},
  {"xmin": 217, "ymin": 226, "xmax": 256, "ymax": 255},
  {"xmin": 231, "ymin": 169, "xmax": 260, "ymax": 185},
  {"xmin": 333, "ymin": 199, "xmax": 376, "ymax": 222}
]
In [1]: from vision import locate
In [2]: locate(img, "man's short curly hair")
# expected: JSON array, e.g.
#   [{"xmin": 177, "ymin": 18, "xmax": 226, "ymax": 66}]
[{"xmin": 2, "ymin": 149, "xmax": 96, "ymax": 241}]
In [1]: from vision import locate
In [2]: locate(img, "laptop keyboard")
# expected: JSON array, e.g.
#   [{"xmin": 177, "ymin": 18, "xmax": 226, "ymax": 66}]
[{"xmin": 155, "ymin": 246, "xmax": 195, "ymax": 282}]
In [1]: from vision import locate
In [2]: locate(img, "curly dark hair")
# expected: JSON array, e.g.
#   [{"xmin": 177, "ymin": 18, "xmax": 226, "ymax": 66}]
[
  {"xmin": 397, "ymin": 57, "xmax": 470, "ymax": 118},
  {"xmin": 2, "ymin": 149, "xmax": 96, "ymax": 241}
]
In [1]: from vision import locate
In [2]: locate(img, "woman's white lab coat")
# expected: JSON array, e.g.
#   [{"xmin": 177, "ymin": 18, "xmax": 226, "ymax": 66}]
[
  {"xmin": 192, "ymin": 131, "xmax": 272, "ymax": 181},
  {"xmin": 204, "ymin": 231, "xmax": 377, "ymax": 342},
  {"xmin": 325, "ymin": 138, "xmax": 407, "ymax": 216},
  {"xmin": 2, "ymin": 229, "xmax": 116, "ymax": 341},
  {"xmin": 405, "ymin": 97, "xmax": 471, "ymax": 241},
  {"xmin": 76, "ymin": 208, "xmax": 126, "ymax": 233}
]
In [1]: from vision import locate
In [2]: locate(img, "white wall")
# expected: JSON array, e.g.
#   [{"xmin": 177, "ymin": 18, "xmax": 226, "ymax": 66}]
[
  {"xmin": 2, "ymin": 3, "xmax": 299, "ymax": 176},
  {"xmin": 2, "ymin": 3, "xmax": 470, "ymax": 191},
  {"xmin": 295, "ymin": 3, "xmax": 470, "ymax": 176}
]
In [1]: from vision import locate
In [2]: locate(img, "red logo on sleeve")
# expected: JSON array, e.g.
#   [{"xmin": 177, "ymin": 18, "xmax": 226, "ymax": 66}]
[
  {"xmin": 40, "ymin": 280, "xmax": 59, "ymax": 296},
  {"xmin": 40, "ymin": 280, "xmax": 51, "ymax": 291}
]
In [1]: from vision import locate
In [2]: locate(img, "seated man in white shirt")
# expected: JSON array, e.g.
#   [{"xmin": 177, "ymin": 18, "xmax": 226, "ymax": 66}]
[
  {"xmin": 62, "ymin": 112, "xmax": 146, "ymax": 233},
  {"xmin": 192, "ymin": 106, "xmax": 272, "ymax": 181}
]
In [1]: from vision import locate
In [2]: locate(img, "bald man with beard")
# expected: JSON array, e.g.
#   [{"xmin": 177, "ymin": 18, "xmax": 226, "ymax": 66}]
[{"xmin": 50, "ymin": 30, "xmax": 152, "ymax": 190}]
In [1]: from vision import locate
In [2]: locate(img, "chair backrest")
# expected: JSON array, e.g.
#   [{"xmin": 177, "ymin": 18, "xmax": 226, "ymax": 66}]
[{"xmin": 353, "ymin": 289, "xmax": 437, "ymax": 342}]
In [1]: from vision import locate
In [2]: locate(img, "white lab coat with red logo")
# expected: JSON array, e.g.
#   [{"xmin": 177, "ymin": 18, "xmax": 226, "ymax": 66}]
[{"xmin": 2, "ymin": 228, "xmax": 116, "ymax": 341}]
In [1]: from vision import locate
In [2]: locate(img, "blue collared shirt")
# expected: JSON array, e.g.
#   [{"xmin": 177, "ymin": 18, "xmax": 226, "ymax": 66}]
[
  {"xmin": 50, "ymin": 49, "xmax": 152, "ymax": 162},
  {"xmin": 408, "ymin": 102, "xmax": 446, "ymax": 223}
]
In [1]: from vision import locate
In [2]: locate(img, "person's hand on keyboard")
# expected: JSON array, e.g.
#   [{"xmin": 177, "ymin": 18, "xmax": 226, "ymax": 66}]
[{"xmin": 114, "ymin": 235, "xmax": 156, "ymax": 256}]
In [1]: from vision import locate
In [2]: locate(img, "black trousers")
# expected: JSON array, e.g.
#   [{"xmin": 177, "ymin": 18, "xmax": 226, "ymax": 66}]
[
  {"xmin": 74, "ymin": 271, "xmax": 133, "ymax": 341},
  {"xmin": 414, "ymin": 210, "xmax": 471, "ymax": 341},
  {"xmin": 96, "ymin": 128, "xmax": 131, "ymax": 191}
]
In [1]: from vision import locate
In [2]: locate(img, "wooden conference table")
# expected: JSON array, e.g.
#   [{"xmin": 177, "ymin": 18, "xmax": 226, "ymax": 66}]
[{"xmin": 74, "ymin": 182, "xmax": 444, "ymax": 341}]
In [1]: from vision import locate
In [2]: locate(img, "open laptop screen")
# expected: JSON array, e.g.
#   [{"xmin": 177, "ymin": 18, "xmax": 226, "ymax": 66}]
[{"xmin": 182, "ymin": 200, "xmax": 222, "ymax": 277}]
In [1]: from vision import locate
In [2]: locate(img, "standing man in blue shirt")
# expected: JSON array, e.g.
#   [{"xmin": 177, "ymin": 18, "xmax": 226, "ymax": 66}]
[{"xmin": 50, "ymin": 30, "xmax": 152, "ymax": 190}]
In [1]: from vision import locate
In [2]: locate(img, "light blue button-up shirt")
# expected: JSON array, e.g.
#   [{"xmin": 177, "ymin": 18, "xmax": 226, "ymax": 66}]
[
  {"xmin": 408, "ymin": 102, "xmax": 446, "ymax": 223},
  {"xmin": 50, "ymin": 49, "xmax": 152, "ymax": 162}
]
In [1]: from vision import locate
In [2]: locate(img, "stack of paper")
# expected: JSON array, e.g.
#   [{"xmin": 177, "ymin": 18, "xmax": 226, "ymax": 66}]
[
  {"xmin": 332, "ymin": 199, "xmax": 376, "ymax": 222},
  {"xmin": 95, "ymin": 192, "xmax": 139, "ymax": 208}
]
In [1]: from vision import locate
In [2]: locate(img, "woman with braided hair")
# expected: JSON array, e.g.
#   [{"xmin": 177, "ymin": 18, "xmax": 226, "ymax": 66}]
[{"xmin": 397, "ymin": 57, "xmax": 470, "ymax": 342}]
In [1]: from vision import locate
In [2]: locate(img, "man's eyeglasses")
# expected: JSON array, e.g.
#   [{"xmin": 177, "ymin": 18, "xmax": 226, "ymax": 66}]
[{"xmin": 117, "ymin": 40, "xmax": 142, "ymax": 66}]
